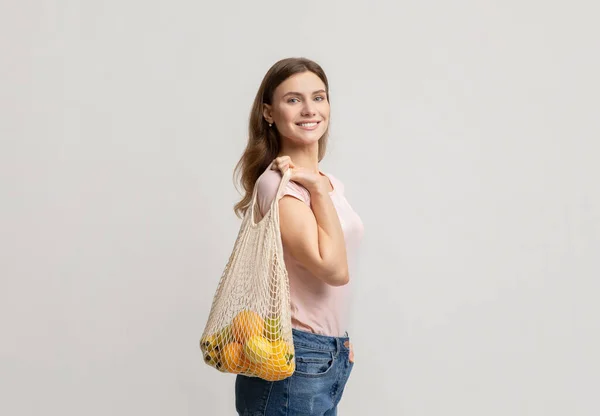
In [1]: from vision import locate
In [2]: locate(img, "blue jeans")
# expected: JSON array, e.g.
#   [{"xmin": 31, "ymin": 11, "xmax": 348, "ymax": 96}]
[{"xmin": 235, "ymin": 328, "xmax": 354, "ymax": 415}]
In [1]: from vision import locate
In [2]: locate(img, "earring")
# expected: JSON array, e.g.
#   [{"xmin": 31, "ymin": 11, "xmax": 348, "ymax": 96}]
[{"xmin": 268, "ymin": 123, "xmax": 272, "ymax": 127}]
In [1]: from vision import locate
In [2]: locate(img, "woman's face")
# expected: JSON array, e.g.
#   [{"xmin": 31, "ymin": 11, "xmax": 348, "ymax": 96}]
[{"xmin": 264, "ymin": 71, "xmax": 330, "ymax": 146}]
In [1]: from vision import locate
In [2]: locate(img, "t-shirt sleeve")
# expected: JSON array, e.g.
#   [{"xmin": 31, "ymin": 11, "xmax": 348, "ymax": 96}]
[
  {"xmin": 324, "ymin": 172, "xmax": 345, "ymax": 195},
  {"xmin": 255, "ymin": 170, "xmax": 311, "ymax": 217}
]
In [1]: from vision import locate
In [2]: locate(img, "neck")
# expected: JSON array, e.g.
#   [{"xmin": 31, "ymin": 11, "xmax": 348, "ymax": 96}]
[{"xmin": 277, "ymin": 139, "xmax": 320, "ymax": 173}]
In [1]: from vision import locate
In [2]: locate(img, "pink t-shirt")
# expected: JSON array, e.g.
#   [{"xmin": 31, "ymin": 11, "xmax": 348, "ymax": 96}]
[{"xmin": 255, "ymin": 167, "xmax": 364, "ymax": 336}]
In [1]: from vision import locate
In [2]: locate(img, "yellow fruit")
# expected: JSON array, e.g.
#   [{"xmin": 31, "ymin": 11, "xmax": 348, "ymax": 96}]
[
  {"xmin": 263, "ymin": 316, "xmax": 281, "ymax": 341},
  {"xmin": 200, "ymin": 334, "xmax": 218, "ymax": 353},
  {"xmin": 203, "ymin": 349, "xmax": 223, "ymax": 371},
  {"xmin": 244, "ymin": 339, "xmax": 295, "ymax": 381},
  {"xmin": 268, "ymin": 352, "xmax": 288, "ymax": 369},
  {"xmin": 221, "ymin": 342, "xmax": 249, "ymax": 374},
  {"xmin": 232, "ymin": 310, "xmax": 265, "ymax": 344},
  {"xmin": 244, "ymin": 335, "xmax": 273, "ymax": 364},
  {"xmin": 270, "ymin": 340, "xmax": 294, "ymax": 361},
  {"xmin": 264, "ymin": 362, "xmax": 294, "ymax": 381},
  {"xmin": 249, "ymin": 360, "xmax": 295, "ymax": 381},
  {"xmin": 200, "ymin": 325, "xmax": 233, "ymax": 354},
  {"xmin": 268, "ymin": 342, "xmax": 294, "ymax": 370}
]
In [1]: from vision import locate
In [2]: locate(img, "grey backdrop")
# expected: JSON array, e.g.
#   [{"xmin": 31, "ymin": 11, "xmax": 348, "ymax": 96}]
[{"xmin": 1, "ymin": 1, "xmax": 599, "ymax": 415}]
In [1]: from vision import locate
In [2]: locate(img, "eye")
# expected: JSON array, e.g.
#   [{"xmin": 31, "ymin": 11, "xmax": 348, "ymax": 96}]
[
  {"xmin": 314, "ymin": 96, "xmax": 326, "ymax": 102},
  {"xmin": 287, "ymin": 97, "xmax": 300, "ymax": 103}
]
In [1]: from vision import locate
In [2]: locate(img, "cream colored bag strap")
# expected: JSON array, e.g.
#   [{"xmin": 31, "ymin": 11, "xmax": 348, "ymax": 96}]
[{"xmin": 248, "ymin": 166, "xmax": 293, "ymax": 223}]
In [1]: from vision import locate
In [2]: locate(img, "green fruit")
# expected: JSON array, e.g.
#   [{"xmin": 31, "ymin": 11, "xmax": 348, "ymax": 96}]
[
  {"xmin": 263, "ymin": 316, "xmax": 281, "ymax": 341},
  {"xmin": 215, "ymin": 325, "xmax": 233, "ymax": 348}
]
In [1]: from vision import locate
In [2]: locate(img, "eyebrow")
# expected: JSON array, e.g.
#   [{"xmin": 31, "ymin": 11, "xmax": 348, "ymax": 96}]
[{"xmin": 282, "ymin": 89, "xmax": 327, "ymax": 97}]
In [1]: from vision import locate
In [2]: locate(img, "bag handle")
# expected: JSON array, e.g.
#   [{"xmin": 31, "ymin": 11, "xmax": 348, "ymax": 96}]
[
  {"xmin": 248, "ymin": 165, "xmax": 293, "ymax": 225},
  {"xmin": 275, "ymin": 167, "xmax": 294, "ymax": 200}
]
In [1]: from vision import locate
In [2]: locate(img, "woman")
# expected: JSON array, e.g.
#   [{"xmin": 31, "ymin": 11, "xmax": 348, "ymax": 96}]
[{"xmin": 233, "ymin": 57, "xmax": 364, "ymax": 415}]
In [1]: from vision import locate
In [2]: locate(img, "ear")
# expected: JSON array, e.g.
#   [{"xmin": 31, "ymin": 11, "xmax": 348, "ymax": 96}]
[{"xmin": 262, "ymin": 103, "xmax": 273, "ymax": 124}]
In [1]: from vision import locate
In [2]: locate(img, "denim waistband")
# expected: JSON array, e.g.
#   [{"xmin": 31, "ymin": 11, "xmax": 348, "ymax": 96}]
[{"xmin": 292, "ymin": 328, "xmax": 351, "ymax": 354}]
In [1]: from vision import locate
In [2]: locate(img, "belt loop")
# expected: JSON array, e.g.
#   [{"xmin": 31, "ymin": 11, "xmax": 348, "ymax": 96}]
[{"xmin": 334, "ymin": 337, "xmax": 341, "ymax": 357}]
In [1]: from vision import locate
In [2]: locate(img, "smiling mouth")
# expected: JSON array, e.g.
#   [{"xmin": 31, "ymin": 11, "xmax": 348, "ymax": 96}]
[{"xmin": 296, "ymin": 121, "xmax": 321, "ymax": 128}]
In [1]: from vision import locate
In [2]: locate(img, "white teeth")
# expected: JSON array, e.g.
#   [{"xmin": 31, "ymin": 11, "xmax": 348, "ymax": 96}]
[{"xmin": 298, "ymin": 122, "xmax": 318, "ymax": 127}]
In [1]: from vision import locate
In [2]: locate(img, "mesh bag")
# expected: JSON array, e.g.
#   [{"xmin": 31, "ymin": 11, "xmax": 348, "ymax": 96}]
[{"xmin": 200, "ymin": 168, "xmax": 295, "ymax": 381}]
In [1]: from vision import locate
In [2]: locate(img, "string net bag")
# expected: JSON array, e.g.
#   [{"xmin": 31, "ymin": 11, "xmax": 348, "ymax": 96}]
[{"xmin": 200, "ymin": 168, "xmax": 295, "ymax": 381}]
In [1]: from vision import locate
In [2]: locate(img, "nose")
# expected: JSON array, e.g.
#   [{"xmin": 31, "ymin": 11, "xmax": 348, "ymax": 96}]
[{"xmin": 301, "ymin": 100, "xmax": 316, "ymax": 116}]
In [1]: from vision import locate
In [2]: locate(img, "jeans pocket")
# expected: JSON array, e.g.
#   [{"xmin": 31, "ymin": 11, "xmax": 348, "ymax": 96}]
[{"xmin": 293, "ymin": 347, "xmax": 335, "ymax": 378}]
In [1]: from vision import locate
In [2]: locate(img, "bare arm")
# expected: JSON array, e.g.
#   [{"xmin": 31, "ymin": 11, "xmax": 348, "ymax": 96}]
[{"xmin": 273, "ymin": 158, "xmax": 349, "ymax": 286}]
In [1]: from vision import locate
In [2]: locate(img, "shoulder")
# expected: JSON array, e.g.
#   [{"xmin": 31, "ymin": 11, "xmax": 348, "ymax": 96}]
[
  {"xmin": 256, "ymin": 168, "xmax": 282, "ymax": 199},
  {"xmin": 255, "ymin": 168, "xmax": 310, "ymax": 216},
  {"xmin": 323, "ymin": 172, "xmax": 345, "ymax": 194}
]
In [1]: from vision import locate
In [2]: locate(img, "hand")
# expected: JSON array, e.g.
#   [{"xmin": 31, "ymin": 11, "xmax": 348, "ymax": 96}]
[{"xmin": 270, "ymin": 156, "xmax": 326, "ymax": 194}]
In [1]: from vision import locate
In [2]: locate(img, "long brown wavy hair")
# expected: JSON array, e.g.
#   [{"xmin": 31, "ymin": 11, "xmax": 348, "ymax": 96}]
[{"xmin": 233, "ymin": 57, "xmax": 331, "ymax": 218}]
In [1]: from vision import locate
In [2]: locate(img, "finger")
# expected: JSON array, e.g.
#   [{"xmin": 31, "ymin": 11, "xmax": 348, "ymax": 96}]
[
  {"xmin": 272, "ymin": 160, "xmax": 286, "ymax": 170},
  {"xmin": 272, "ymin": 157, "xmax": 286, "ymax": 168},
  {"xmin": 273, "ymin": 163, "xmax": 289, "ymax": 174}
]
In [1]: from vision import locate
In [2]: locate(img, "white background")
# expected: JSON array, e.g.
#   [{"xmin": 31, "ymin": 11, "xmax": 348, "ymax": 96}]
[{"xmin": 1, "ymin": 0, "xmax": 599, "ymax": 414}]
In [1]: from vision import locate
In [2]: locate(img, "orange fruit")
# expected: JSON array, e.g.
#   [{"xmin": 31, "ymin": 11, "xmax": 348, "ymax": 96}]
[
  {"xmin": 232, "ymin": 310, "xmax": 265, "ymax": 344},
  {"xmin": 247, "ymin": 362, "xmax": 270, "ymax": 378},
  {"xmin": 221, "ymin": 342, "xmax": 249, "ymax": 374}
]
